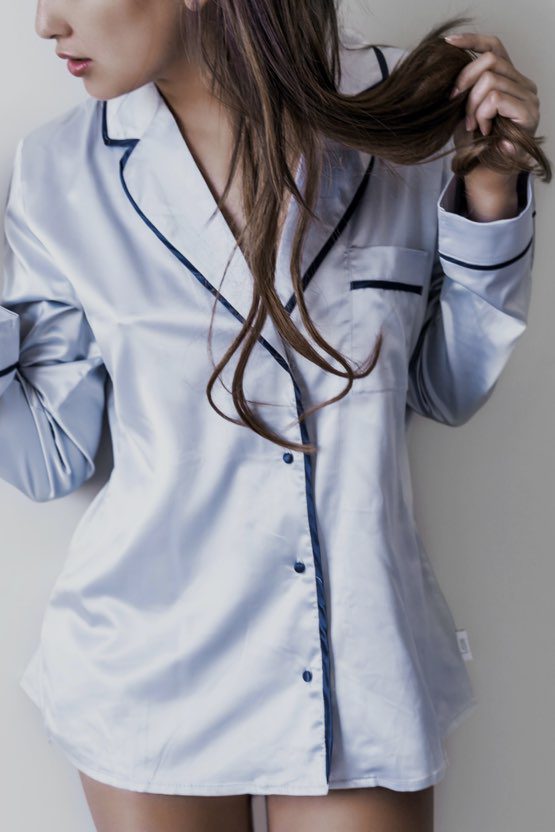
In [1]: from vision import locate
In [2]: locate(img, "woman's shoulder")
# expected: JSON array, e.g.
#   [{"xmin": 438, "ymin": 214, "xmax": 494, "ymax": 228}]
[
  {"xmin": 11, "ymin": 95, "xmax": 106, "ymax": 228},
  {"xmin": 14, "ymin": 95, "xmax": 101, "ymax": 195},
  {"xmin": 19, "ymin": 95, "xmax": 98, "ymax": 154}
]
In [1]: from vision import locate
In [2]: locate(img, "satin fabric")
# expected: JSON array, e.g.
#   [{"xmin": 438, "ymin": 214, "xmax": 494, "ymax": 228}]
[{"xmin": 1, "ymin": 35, "xmax": 536, "ymax": 796}]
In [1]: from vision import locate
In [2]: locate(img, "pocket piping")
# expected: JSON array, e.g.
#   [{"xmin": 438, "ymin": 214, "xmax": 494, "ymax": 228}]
[
  {"xmin": 347, "ymin": 245, "xmax": 431, "ymax": 393},
  {"xmin": 350, "ymin": 279, "xmax": 424, "ymax": 294}
]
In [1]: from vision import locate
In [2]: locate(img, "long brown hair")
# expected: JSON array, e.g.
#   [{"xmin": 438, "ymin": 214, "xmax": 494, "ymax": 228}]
[{"xmin": 178, "ymin": 5, "xmax": 550, "ymax": 453}]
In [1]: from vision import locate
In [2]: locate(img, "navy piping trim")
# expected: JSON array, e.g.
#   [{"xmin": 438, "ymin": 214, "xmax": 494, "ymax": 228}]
[
  {"xmin": 350, "ymin": 279, "xmax": 423, "ymax": 294},
  {"xmin": 102, "ymin": 97, "xmax": 337, "ymax": 782},
  {"xmin": 372, "ymin": 45, "xmax": 390, "ymax": 82},
  {"xmin": 284, "ymin": 156, "xmax": 376, "ymax": 315},
  {"xmin": 281, "ymin": 46, "xmax": 387, "ymax": 316},
  {"xmin": 438, "ymin": 233, "xmax": 534, "ymax": 271},
  {"xmin": 0, "ymin": 361, "xmax": 18, "ymax": 378},
  {"xmin": 101, "ymin": 102, "xmax": 137, "ymax": 148},
  {"xmin": 292, "ymin": 375, "xmax": 334, "ymax": 780}
]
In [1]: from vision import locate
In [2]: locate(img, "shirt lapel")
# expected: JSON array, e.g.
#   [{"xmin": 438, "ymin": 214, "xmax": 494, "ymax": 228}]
[{"xmin": 101, "ymin": 45, "xmax": 383, "ymax": 371}]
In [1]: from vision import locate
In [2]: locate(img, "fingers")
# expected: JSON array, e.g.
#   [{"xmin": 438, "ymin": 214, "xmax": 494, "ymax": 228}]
[
  {"xmin": 444, "ymin": 32, "xmax": 540, "ymax": 138},
  {"xmin": 444, "ymin": 31, "xmax": 511, "ymax": 61},
  {"xmin": 458, "ymin": 71, "xmax": 539, "ymax": 134}
]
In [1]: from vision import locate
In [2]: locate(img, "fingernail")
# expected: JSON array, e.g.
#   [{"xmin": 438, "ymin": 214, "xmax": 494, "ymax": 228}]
[
  {"xmin": 445, "ymin": 34, "xmax": 463, "ymax": 41},
  {"xmin": 465, "ymin": 115, "xmax": 473, "ymax": 131},
  {"xmin": 449, "ymin": 86, "xmax": 460, "ymax": 99}
]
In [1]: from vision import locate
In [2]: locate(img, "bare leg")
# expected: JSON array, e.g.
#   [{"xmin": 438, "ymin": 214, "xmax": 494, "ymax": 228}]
[
  {"xmin": 78, "ymin": 770, "xmax": 254, "ymax": 832},
  {"xmin": 267, "ymin": 785, "xmax": 434, "ymax": 832}
]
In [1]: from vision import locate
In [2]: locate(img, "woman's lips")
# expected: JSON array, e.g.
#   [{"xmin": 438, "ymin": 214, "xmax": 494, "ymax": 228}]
[{"xmin": 66, "ymin": 58, "xmax": 93, "ymax": 77}]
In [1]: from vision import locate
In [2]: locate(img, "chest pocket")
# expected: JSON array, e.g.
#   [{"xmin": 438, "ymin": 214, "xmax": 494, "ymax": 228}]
[{"xmin": 347, "ymin": 244, "xmax": 432, "ymax": 393}]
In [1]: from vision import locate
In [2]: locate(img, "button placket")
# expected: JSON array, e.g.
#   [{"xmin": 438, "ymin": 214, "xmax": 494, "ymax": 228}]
[{"xmin": 281, "ymin": 390, "xmax": 332, "ymax": 782}]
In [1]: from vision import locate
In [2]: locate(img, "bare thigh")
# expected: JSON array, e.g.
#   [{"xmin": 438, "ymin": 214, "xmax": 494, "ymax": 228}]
[
  {"xmin": 266, "ymin": 785, "xmax": 434, "ymax": 832},
  {"xmin": 78, "ymin": 770, "xmax": 254, "ymax": 832}
]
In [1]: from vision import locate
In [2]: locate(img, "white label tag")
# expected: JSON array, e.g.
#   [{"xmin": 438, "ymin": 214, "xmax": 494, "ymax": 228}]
[{"xmin": 456, "ymin": 629, "xmax": 473, "ymax": 661}]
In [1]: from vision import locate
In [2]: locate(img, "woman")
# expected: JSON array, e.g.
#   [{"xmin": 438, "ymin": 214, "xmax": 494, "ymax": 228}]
[{"xmin": 3, "ymin": 1, "xmax": 546, "ymax": 830}]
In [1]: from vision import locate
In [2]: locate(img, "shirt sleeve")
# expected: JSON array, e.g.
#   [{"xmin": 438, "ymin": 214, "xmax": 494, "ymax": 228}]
[
  {"xmin": 406, "ymin": 144, "xmax": 536, "ymax": 427},
  {"xmin": 0, "ymin": 137, "xmax": 108, "ymax": 501}
]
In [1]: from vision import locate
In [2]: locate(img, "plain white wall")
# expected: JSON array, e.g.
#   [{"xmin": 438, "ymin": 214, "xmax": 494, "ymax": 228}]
[{"xmin": 1, "ymin": 2, "xmax": 553, "ymax": 830}]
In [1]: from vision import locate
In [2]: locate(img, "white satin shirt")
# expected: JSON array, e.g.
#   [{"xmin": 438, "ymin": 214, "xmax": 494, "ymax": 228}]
[{"xmin": 1, "ymin": 35, "xmax": 536, "ymax": 796}]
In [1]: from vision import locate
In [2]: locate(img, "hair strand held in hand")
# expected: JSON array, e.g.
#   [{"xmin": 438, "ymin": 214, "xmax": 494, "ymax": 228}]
[{"xmin": 180, "ymin": 4, "xmax": 551, "ymax": 453}]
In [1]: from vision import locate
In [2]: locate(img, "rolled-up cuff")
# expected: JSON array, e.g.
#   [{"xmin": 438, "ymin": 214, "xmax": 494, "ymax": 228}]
[{"xmin": 436, "ymin": 171, "xmax": 536, "ymax": 318}]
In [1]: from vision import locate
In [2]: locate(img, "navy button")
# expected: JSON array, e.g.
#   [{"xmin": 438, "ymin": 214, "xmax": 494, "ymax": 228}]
[
  {"xmin": 302, "ymin": 670, "xmax": 313, "ymax": 682},
  {"xmin": 294, "ymin": 561, "xmax": 305, "ymax": 573},
  {"xmin": 282, "ymin": 452, "xmax": 294, "ymax": 464}
]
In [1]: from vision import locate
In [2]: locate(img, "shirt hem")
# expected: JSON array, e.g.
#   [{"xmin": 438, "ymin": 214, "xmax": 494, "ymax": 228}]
[{"xmin": 19, "ymin": 672, "xmax": 476, "ymax": 797}]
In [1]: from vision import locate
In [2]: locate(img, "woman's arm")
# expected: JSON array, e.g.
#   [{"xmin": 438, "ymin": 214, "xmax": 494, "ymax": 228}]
[
  {"xmin": 0, "ymin": 138, "xmax": 107, "ymax": 501},
  {"xmin": 406, "ymin": 151, "xmax": 536, "ymax": 426}
]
